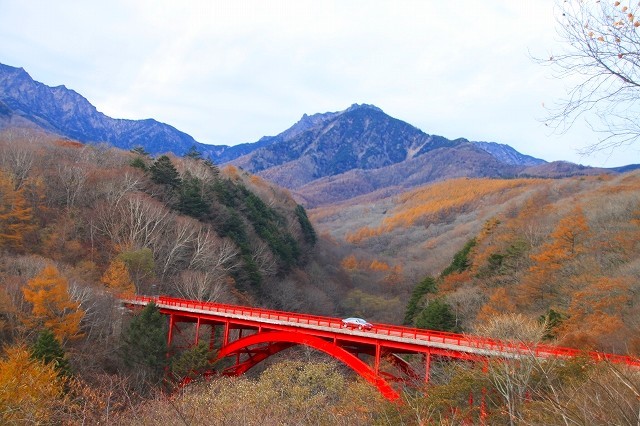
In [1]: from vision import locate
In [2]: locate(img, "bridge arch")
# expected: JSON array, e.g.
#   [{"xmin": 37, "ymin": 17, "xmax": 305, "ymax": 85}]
[{"xmin": 216, "ymin": 330, "xmax": 400, "ymax": 401}]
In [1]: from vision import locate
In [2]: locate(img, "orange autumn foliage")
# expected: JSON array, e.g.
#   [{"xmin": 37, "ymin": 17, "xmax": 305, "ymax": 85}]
[
  {"xmin": 54, "ymin": 139, "xmax": 83, "ymax": 149},
  {"xmin": 22, "ymin": 265, "xmax": 85, "ymax": 342},
  {"xmin": 341, "ymin": 255, "xmax": 401, "ymax": 284},
  {"xmin": 346, "ymin": 178, "xmax": 546, "ymax": 243},
  {"xmin": 559, "ymin": 276, "xmax": 633, "ymax": 351},
  {"xmin": 518, "ymin": 207, "xmax": 590, "ymax": 307},
  {"xmin": 101, "ymin": 258, "xmax": 136, "ymax": 296},
  {"xmin": 223, "ymin": 165, "xmax": 240, "ymax": 180},
  {"xmin": 341, "ymin": 255, "xmax": 358, "ymax": 270},
  {"xmin": 477, "ymin": 287, "xmax": 517, "ymax": 322},
  {"xmin": 0, "ymin": 171, "xmax": 35, "ymax": 251},
  {"xmin": 249, "ymin": 174, "xmax": 269, "ymax": 188},
  {"xmin": 0, "ymin": 344, "xmax": 65, "ymax": 424},
  {"xmin": 369, "ymin": 260, "xmax": 390, "ymax": 271}
]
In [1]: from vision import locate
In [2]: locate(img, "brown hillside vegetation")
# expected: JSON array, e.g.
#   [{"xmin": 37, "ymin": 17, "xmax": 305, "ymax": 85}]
[
  {"xmin": 0, "ymin": 130, "xmax": 347, "ymax": 422},
  {"xmin": 344, "ymin": 178, "xmax": 548, "ymax": 243},
  {"xmin": 312, "ymin": 173, "xmax": 640, "ymax": 354}
]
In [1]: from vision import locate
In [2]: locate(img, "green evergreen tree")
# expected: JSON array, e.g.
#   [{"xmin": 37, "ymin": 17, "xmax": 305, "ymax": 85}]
[
  {"xmin": 184, "ymin": 145, "xmax": 202, "ymax": 160},
  {"xmin": 441, "ymin": 238, "xmax": 476, "ymax": 277},
  {"xmin": 539, "ymin": 308, "xmax": 566, "ymax": 340},
  {"xmin": 31, "ymin": 328, "xmax": 70, "ymax": 377},
  {"xmin": 295, "ymin": 204, "xmax": 316, "ymax": 245},
  {"xmin": 150, "ymin": 155, "xmax": 181, "ymax": 188},
  {"xmin": 129, "ymin": 157, "xmax": 148, "ymax": 171},
  {"xmin": 178, "ymin": 173, "xmax": 209, "ymax": 218},
  {"xmin": 130, "ymin": 146, "xmax": 150, "ymax": 156},
  {"xmin": 403, "ymin": 275, "xmax": 437, "ymax": 325},
  {"xmin": 415, "ymin": 299, "xmax": 457, "ymax": 332},
  {"xmin": 203, "ymin": 157, "xmax": 220, "ymax": 177},
  {"xmin": 120, "ymin": 301, "xmax": 167, "ymax": 381},
  {"xmin": 170, "ymin": 342, "xmax": 214, "ymax": 381}
]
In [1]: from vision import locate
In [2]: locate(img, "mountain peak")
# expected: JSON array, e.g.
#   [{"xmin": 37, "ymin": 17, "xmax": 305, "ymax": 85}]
[
  {"xmin": 0, "ymin": 63, "xmax": 30, "ymax": 81},
  {"xmin": 345, "ymin": 103, "xmax": 383, "ymax": 113}
]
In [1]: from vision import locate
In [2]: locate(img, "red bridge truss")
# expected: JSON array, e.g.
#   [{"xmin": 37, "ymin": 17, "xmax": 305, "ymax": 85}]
[{"xmin": 123, "ymin": 295, "xmax": 640, "ymax": 401}]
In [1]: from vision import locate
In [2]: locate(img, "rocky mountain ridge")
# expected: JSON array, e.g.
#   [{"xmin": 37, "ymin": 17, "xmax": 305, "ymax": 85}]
[
  {"xmin": 3, "ymin": 62, "xmax": 634, "ymax": 207},
  {"xmin": 0, "ymin": 63, "xmax": 209, "ymax": 154}
]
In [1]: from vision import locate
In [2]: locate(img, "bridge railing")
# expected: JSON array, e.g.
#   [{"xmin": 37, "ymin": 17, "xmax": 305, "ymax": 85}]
[{"xmin": 123, "ymin": 295, "xmax": 640, "ymax": 367}]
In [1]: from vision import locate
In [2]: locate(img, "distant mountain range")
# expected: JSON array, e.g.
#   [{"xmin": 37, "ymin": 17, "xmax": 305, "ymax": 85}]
[
  {"xmin": 0, "ymin": 63, "xmax": 209, "ymax": 154},
  {"xmin": 1, "ymin": 62, "xmax": 635, "ymax": 207}
]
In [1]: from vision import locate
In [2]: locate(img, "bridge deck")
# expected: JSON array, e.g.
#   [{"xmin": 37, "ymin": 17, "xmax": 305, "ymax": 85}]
[{"xmin": 124, "ymin": 295, "xmax": 640, "ymax": 367}]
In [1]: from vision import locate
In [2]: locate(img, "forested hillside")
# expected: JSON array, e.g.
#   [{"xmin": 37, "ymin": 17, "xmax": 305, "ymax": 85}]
[
  {"xmin": 0, "ymin": 128, "xmax": 319, "ymax": 304},
  {"xmin": 0, "ymin": 128, "xmax": 340, "ymax": 422},
  {"xmin": 1, "ymin": 128, "xmax": 638, "ymax": 424},
  {"xmin": 312, "ymin": 173, "xmax": 640, "ymax": 355}
]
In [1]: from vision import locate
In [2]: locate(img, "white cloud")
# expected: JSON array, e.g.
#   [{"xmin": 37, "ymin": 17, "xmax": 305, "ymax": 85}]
[{"xmin": 0, "ymin": 0, "xmax": 636, "ymax": 166}]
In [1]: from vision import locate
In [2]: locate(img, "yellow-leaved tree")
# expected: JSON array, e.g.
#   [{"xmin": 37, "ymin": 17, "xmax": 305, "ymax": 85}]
[
  {"xmin": 22, "ymin": 265, "xmax": 84, "ymax": 342},
  {"xmin": 0, "ymin": 344, "xmax": 65, "ymax": 424},
  {"xmin": 101, "ymin": 258, "xmax": 135, "ymax": 296},
  {"xmin": 0, "ymin": 170, "xmax": 35, "ymax": 252}
]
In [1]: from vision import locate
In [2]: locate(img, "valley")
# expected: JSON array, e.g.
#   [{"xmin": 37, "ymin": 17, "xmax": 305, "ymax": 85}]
[{"xmin": 0, "ymin": 62, "xmax": 639, "ymax": 424}]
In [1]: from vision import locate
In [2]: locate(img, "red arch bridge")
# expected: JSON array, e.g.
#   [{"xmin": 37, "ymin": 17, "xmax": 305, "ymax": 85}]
[{"xmin": 123, "ymin": 295, "xmax": 640, "ymax": 401}]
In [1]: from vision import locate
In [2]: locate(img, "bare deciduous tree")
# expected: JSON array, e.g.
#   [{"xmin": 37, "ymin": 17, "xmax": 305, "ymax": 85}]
[
  {"xmin": 473, "ymin": 313, "xmax": 548, "ymax": 426},
  {"xmin": 251, "ymin": 241, "xmax": 277, "ymax": 277},
  {"xmin": 95, "ymin": 194, "xmax": 171, "ymax": 250},
  {"xmin": 187, "ymin": 227, "xmax": 237, "ymax": 271},
  {"xmin": 175, "ymin": 271, "xmax": 232, "ymax": 302},
  {"xmin": 542, "ymin": 0, "xmax": 640, "ymax": 154},
  {"xmin": 55, "ymin": 163, "xmax": 88, "ymax": 209},
  {"xmin": 155, "ymin": 217, "xmax": 198, "ymax": 278},
  {"xmin": 0, "ymin": 131, "xmax": 36, "ymax": 190},
  {"xmin": 98, "ymin": 171, "xmax": 143, "ymax": 207}
]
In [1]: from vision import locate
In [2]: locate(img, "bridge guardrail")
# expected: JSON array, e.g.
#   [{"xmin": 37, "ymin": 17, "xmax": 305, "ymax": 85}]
[{"xmin": 123, "ymin": 295, "xmax": 640, "ymax": 367}]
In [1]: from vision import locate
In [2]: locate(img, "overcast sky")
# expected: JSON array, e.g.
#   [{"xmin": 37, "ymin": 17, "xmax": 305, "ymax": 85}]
[{"xmin": 1, "ymin": 0, "xmax": 638, "ymax": 167}]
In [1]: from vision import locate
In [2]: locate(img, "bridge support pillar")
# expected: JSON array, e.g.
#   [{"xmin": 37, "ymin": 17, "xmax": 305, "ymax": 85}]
[
  {"xmin": 195, "ymin": 317, "xmax": 201, "ymax": 345},
  {"xmin": 223, "ymin": 320, "xmax": 230, "ymax": 346},
  {"xmin": 374, "ymin": 344, "xmax": 381, "ymax": 374},
  {"xmin": 480, "ymin": 362, "xmax": 488, "ymax": 424},
  {"xmin": 424, "ymin": 351, "xmax": 431, "ymax": 384},
  {"xmin": 167, "ymin": 313, "xmax": 175, "ymax": 348}
]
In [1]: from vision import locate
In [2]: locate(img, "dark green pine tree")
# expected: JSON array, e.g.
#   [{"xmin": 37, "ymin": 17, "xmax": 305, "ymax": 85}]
[
  {"xmin": 184, "ymin": 145, "xmax": 203, "ymax": 160},
  {"xmin": 130, "ymin": 146, "xmax": 150, "ymax": 156},
  {"xmin": 130, "ymin": 156, "xmax": 148, "ymax": 171},
  {"xmin": 295, "ymin": 204, "xmax": 317, "ymax": 245},
  {"xmin": 539, "ymin": 308, "xmax": 566, "ymax": 340},
  {"xmin": 31, "ymin": 328, "xmax": 70, "ymax": 377},
  {"xmin": 170, "ymin": 342, "xmax": 214, "ymax": 381},
  {"xmin": 415, "ymin": 298, "xmax": 458, "ymax": 332},
  {"xmin": 440, "ymin": 238, "xmax": 477, "ymax": 277},
  {"xmin": 403, "ymin": 275, "xmax": 437, "ymax": 325},
  {"xmin": 120, "ymin": 301, "xmax": 168, "ymax": 381},
  {"xmin": 203, "ymin": 157, "xmax": 220, "ymax": 177},
  {"xmin": 178, "ymin": 173, "xmax": 209, "ymax": 218},
  {"xmin": 150, "ymin": 155, "xmax": 181, "ymax": 188}
]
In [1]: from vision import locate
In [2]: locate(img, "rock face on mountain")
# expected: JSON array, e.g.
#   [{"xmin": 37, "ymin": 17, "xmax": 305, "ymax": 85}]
[
  {"xmin": 473, "ymin": 141, "xmax": 545, "ymax": 167},
  {"xmin": 0, "ymin": 63, "xmax": 210, "ymax": 155},
  {"xmin": 229, "ymin": 104, "xmax": 550, "ymax": 206},
  {"xmin": 232, "ymin": 104, "xmax": 470, "ymax": 188}
]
